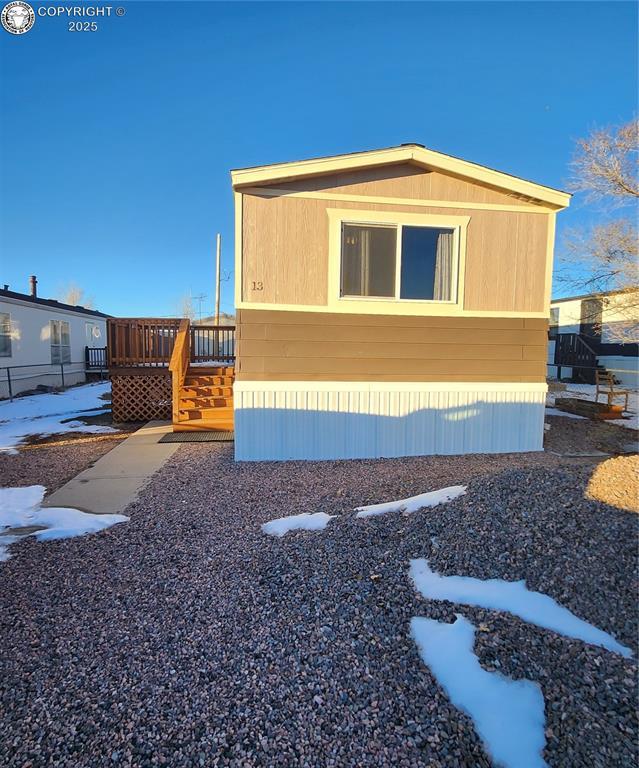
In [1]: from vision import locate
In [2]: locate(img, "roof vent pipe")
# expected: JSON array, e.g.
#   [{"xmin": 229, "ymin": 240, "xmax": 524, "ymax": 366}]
[{"xmin": 29, "ymin": 275, "xmax": 37, "ymax": 297}]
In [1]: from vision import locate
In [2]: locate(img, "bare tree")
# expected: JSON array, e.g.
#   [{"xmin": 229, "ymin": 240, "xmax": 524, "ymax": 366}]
[
  {"xmin": 179, "ymin": 294, "xmax": 196, "ymax": 321},
  {"xmin": 58, "ymin": 283, "xmax": 94, "ymax": 309},
  {"xmin": 558, "ymin": 118, "xmax": 639, "ymax": 342},
  {"xmin": 569, "ymin": 120, "xmax": 638, "ymax": 204}
]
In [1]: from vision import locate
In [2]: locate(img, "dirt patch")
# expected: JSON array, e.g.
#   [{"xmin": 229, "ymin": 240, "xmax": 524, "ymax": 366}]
[
  {"xmin": 544, "ymin": 414, "xmax": 638, "ymax": 455},
  {"xmin": 0, "ymin": 431, "xmax": 134, "ymax": 493},
  {"xmin": 586, "ymin": 455, "xmax": 639, "ymax": 513}
]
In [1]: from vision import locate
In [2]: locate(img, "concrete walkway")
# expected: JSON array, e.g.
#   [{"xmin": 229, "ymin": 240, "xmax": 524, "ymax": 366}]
[{"xmin": 42, "ymin": 421, "xmax": 179, "ymax": 515}]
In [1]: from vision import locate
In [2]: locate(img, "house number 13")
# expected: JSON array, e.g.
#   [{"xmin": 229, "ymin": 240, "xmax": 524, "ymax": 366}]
[{"xmin": 251, "ymin": 281, "xmax": 264, "ymax": 291}]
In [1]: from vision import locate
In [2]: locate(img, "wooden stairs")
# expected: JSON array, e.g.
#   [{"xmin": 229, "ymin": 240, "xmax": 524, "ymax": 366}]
[{"xmin": 173, "ymin": 365, "xmax": 235, "ymax": 432}]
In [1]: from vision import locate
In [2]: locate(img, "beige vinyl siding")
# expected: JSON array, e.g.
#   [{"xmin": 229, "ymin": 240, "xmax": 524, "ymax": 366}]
[
  {"xmin": 241, "ymin": 193, "xmax": 549, "ymax": 312},
  {"xmin": 265, "ymin": 164, "xmax": 537, "ymax": 207},
  {"xmin": 236, "ymin": 309, "xmax": 548, "ymax": 383}
]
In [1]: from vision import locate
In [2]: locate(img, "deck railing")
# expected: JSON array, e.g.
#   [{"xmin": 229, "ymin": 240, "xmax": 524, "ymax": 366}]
[
  {"xmin": 191, "ymin": 325, "xmax": 235, "ymax": 363},
  {"xmin": 107, "ymin": 318, "xmax": 235, "ymax": 368},
  {"xmin": 85, "ymin": 346, "xmax": 107, "ymax": 370},
  {"xmin": 108, "ymin": 318, "xmax": 182, "ymax": 367}
]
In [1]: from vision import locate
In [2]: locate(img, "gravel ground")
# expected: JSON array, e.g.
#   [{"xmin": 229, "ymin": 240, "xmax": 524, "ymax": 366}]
[
  {"xmin": 0, "ymin": 431, "xmax": 134, "ymax": 494},
  {"xmin": 1, "ymin": 443, "xmax": 636, "ymax": 768}
]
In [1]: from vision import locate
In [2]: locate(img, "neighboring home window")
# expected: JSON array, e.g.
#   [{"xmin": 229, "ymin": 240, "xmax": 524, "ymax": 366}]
[
  {"xmin": 340, "ymin": 222, "xmax": 457, "ymax": 302},
  {"xmin": 548, "ymin": 307, "xmax": 559, "ymax": 340},
  {"xmin": 51, "ymin": 320, "xmax": 71, "ymax": 364},
  {"xmin": 0, "ymin": 312, "xmax": 11, "ymax": 357}
]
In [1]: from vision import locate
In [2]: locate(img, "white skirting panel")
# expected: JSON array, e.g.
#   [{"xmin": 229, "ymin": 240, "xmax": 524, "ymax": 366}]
[{"xmin": 233, "ymin": 382, "xmax": 547, "ymax": 462}]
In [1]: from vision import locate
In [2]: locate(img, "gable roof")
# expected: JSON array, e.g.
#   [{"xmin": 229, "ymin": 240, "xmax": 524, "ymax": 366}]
[
  {"xmin": 0, "ymin": 287, "xmax": 111, "ymax": 319},
  {"xmin": 231, "ymin": 143, "xmax": 571, "ymax": 209}
]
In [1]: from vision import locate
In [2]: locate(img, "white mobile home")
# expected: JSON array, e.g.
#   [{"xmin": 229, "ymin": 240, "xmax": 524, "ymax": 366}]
[
  {"xmin": 548, "ymin": 290, "xmax": 638, "ymax": 387},
  {"xmin": 0, "ymin": 277, "xmax": 109, "ymax": 398}
]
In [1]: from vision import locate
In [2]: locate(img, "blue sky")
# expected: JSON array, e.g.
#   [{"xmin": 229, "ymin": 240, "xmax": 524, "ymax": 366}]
[{"xmin": 1, "ymin": 1, "xmax": 637, "ymax": 317}]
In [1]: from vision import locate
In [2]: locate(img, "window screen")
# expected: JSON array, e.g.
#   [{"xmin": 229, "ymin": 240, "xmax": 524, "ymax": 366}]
[{"xmin": 340, "ymin": 224, "xmax": 397, "ymax": 298}]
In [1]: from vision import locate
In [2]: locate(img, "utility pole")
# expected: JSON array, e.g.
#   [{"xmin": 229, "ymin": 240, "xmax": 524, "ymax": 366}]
[{"xmin": 215, "ymin": 233, "xmax": 221, "ymax": 326}]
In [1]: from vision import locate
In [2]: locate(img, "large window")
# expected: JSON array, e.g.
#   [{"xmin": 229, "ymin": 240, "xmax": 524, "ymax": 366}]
[
  {"xmin": 51, "ymin": 320, "xmax": 71, "ymax": 364},
  {"xmin": 0, "ymin": 313, "xmax": 11, "ymax": 357},
  {"xmin": 340, "ymin": 222, "xmax": 457, "ymax": 302}
]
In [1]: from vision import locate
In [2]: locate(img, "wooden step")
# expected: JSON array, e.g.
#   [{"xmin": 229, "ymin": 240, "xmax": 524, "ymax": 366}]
[
  {"xmin": 187, "ymin": 366, "xmax": 234, "ymax": 376},
  {"xmin": 184, "ymin": 376, "xmax": 234, "ymax": 387},
  {"xmin": 173, "ymin": 419, "xmax": 234, "ymax": 433},
  {"xmin": 180, "ymin": 386, "xmax": 233, "ymax": 397},
  {"xmin": 179, "ymin": 406, "xmax": 234, "ymax": 419},
  {"xmin": 179, "ymin": 396, "xmax": 233, "ymax": 408},
  {"xmin": 173, "ymin": 364, "xmax": 235, "ymax": 433}
]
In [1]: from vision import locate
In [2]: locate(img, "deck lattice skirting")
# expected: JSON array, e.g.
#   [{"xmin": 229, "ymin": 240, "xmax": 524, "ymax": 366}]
[{"xmin": 111, "ymin": 371, "xmax": 172, "ymax": 422}]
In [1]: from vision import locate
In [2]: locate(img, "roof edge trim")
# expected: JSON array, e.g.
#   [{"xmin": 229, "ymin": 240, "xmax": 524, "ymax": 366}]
[{"xmin": 231, "ymin": 145, "xmax": 571, "ymax": 209}]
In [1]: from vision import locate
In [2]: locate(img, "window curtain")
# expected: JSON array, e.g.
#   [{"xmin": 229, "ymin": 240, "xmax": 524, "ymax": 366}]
[{"xmin": 433, "ymin": 231, "xmax": 454, "ymax": 301}]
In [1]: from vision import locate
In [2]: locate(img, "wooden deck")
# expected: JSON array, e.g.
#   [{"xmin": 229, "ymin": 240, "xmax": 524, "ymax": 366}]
[{"xmin": 107, "ymin": 318, "xmax": 235, "ymax": 429}]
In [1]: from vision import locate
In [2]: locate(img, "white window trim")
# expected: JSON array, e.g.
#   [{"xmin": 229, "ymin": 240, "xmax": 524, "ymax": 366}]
[
  {"xmin": 327, "ymin": 208, "xmax": 470, "ymax": 316},
  {"xmin": 0, "ymin": 312, "xmax": 11, "ymax": 358},
  {"xmin": 50, "ymin": 319, "xmax": 71, "ymax": 364}
]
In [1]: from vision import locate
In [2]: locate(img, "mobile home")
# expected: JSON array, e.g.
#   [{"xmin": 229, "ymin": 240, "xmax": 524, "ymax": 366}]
[
  {"xmin": 548, "ymin": 289, "xmax": 638, "ymax": 386},
  {"xmin": 230, "ymin": 144, "xmax": 570, "ymax": 460},
  {"xmin": 0, "ymin": 277, "xmax": 109, "ymax": 398}
]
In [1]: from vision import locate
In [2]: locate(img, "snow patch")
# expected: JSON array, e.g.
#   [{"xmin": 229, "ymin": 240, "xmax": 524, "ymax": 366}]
[
  {"xmin": 355, "ymin": 486, "xmax": 466, "ymax": 518},
  {"xmin": 262, "ymin": 512, "xmax": 334, "ymax": 537},
  {"xmin": 410, "ymin": 559, "xmax": 632, "ymax": 658},
  {"xmin": 0, "ymin": 485, "xmax": 45, "ymax": 527},
  {"xmin": 0, "ymin": 534, "xmax": 21, "ymax": 562},
  {"xmin": 411, "ymin": 615, "xmax": 547, "ymax": 768},
  {"xmin": 30, "ymin": 506, "xmax": 129, "ymax": 541},
  {"xmin": 0, "ymin": 485, "xmax": 128, "ymax": 560},
  {"xmin": 0, "ymin": 382, "xmax": 118, "ymax": 452}
]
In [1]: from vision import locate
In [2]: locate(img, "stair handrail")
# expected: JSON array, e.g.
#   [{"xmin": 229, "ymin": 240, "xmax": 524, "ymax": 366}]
[
  {"xmin": 169, "ymin": 318, "xmax": 190, "ymax": 424},
  {"xmin": 555, "ymin": 332, "xmax": 597, "ymax": 362},
  {"xmin": 575, "ymin": 333, "xmax": 598, "ymax": 357}
]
